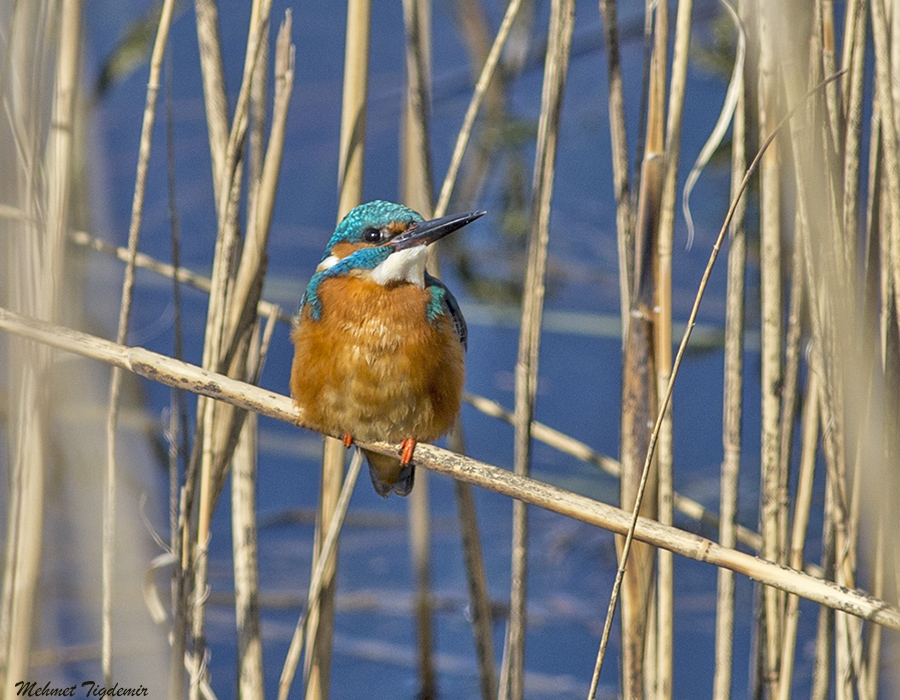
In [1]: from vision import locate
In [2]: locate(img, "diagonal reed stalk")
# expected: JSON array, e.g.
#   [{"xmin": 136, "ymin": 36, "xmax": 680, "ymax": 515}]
[
  {"xmin": 2, "ymin": 300, "xmax": 897, "ymax": 618},
  {"xmin": 2, "ymin": 303, "xmax": 900, "ymax": 628}
]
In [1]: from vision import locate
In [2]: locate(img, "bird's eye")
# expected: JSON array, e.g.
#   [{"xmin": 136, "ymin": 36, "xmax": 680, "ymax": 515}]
[{"xmin": 362, "ymin": 227, "xmax": 381, "ymax": 243}]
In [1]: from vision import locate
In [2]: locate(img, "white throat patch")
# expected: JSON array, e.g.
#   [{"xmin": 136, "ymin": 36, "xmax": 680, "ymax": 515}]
[
  {"xmin": 367, "ymin": 246, "xmax": 428, "ymax": 287},
  {"xmin": 316, "ymin": 254, "xmax": 339, "ymax": 272}
]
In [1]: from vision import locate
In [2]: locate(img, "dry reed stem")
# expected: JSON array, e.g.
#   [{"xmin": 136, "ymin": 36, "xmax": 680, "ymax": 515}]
[
  {"xmin": 654, "ymin": 1, "xmax": 693, "ymax": 694},
  {"xmin": 222, "ymin": 34, "xmax": 294, "ymax": 689},
  {"xmin": 713, "ymin": 5, "xmax": 747, "ymax": 692},
  {"xmin": 776, "ymin": 235, "xmax": 805, "ymax": 520},
  {"xmin": 279, "ymin": 451, "xmax": 364, "ymax": 700},
  {"xmin": 810, "ymin": 474, "xmax": 836, "ymax": 700},
  {"xmin": 776, "ymin": 371, "xmax": 819, "ymax": 700},
  {"xmin": 303, "ymin": 3, "xmax": 370, "ymax": 696},
  {"xmin": 104, "ymin": 0, "xmax": 177, "ymax": 684},
  {"xmin": 68, "ymin": 230, "xmax": 293, "ymax": 324},
  {"xmin": 184, "ymin": 4, "xmax": 279, "ymax": 697},
  {"xmin": 588, "ymin": 68, "xmax": 849, "ymax": 698},
  {"xmin": 502, "ymin": 2, "xmax": 575, "ymax": 698},
  {"xmin": 616, "ymin": 0, "xmax": 668, "ymax": 688},
  {"xmin": 232, "ymin": 409, "xmax": 264, "ymax": 700},
  {"xmin": 871, "ymin": 0, "xmax": 900, "ymax": 337},
  {"xmin": 1, "ymin": 306, "xmax": 899, "ymax": 632},
  {"xmin": 163, "ymin": 41, "xmax": 191, "ymax": 700},
  {"xmin": 228, "ymin": 28, "xmax": 294, "ymax": 692},
  {"xmin": 400, "ymin": 1, "xmax": 438, "ymax": 693},
  {"xmin": 615, "ymin": 150, "xmax": 661, "ymax": 699},
  {"xmin": 434, "ymin": 0, "xmax": 524, "ymax": 217},
  {"xmin": 452, "ymin": 477, "xmax": 497, "ymax": 700},
  {"xmin": 840, "ymin": 0, "xmax": 867, "ymax": 271},
  {"xmin": 755, "ymin": 3, "xmax": 785, "ymax": 689},
  {"xmin": 598, "ymin": 0, "xmax": 635, "ymax": 327},
  {"xmin": 194, "ymin": 0, "xmax": 230, "ymax": 198},
  {"xmin": 336, "ymin": 0, "xmax": 371, "ymax": 208},
  {"xmin": 0, "ymin": 2, "xmax": 78, "ymax": 694},
  {"xmin": 302, "ymin": 438, "xmax": 343, "ymax": 700}
]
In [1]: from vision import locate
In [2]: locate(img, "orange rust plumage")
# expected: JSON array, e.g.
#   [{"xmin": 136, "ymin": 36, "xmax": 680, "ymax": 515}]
[
  {"xmin": 289, "ymin": 201, "xmax": 482, "ymax": 496},
  {"xmin": 290, "ymin": 276, "xmax": 465, "ymax": 494}
]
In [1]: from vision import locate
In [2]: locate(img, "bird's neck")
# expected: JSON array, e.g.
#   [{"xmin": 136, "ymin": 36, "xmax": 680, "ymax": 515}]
[{"xmin": 319, "ymin": 245, "xmax": 428, "ymax": 289}]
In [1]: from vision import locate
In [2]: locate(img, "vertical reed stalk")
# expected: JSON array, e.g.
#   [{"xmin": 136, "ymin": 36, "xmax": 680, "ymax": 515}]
[
  {"xmin": 501, "ymin": 2, "xmax": 575, "ymax": 699},
  {"xmin": 164, "ymin": 48, "xmax": 190, "ymax": 700},
  {"xmin": 598, "ymin": 0, "xmax": 634, "ymax": 326},
  {"xmin": 713, "ymin": 12, "xmax": 747, "ymax": 693},
  {"xmin": 654, "ymin": 1, "xmax": 692, "ymax": 695},
  {"xmin": 617, "ymin": 1, "xmax": 666, "ymax": 694},
  {"xmin": 452, "ymin": 476, "xmax": 497, "ymax": 700},
  {"xmin": 336, "ymin": 0, "xmax": 371, "ymax": 208},
  {"xmin": 232, "ymin": 405, "xmax": 264, "ymax": 700},
  {"xmin": 400, "ymin": 1, "xmax": 438, "ymax": 694},
  {"xmin": 303, "ymin": 438, "xmax": 344, "ymax": 700},
  {"xmin": 0, "ymin": 2, "xmax": 78, "ymax": 694},
  {"xmin": 870, "ymin": 0, "xmax": 900, "ymax": 333},
  {"xmin": 432, "ymin": 5, "xmax": 526, "ymax": 696},
  {"xmin": 279, "ymin": 452, "xmax": 364, "ymax": 700},
  {"xmin": 839, "ymin": 0, "xmax": 866, "ymax": 271},
  {"xmin": 755, "ymin": 2, "xmax": 784, "ymax": 690},
  {"xmin": 229, "ymin": 24, "xmax": 292, "ymax": 696},
  {"xmin": 776, "ymin": 372, "xmax": 820, "ymax": 699},
  {"xmin": 303, "ymin": 3, "xmax": 370, "ymax": 697},
  {"xmin": 104, "ymin": 0, "xmax": 176, "ymax": 684}
]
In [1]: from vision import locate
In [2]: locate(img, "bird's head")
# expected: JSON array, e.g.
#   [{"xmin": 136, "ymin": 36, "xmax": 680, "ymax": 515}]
[{"xmin": 315, "ymin": 200, "xmax": 484, "ymax": 287}]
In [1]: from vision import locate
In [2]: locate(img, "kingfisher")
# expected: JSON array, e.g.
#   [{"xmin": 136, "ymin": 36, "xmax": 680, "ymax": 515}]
[{"xmin": 291, "ymin": 200, "xmax": 484, "ymax": 497}]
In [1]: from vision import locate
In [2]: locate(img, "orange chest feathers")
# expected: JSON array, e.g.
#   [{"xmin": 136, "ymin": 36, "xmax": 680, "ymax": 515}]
[{"xmin": 290, "ymin": 275, "xmax": 465, "ymax": 443}]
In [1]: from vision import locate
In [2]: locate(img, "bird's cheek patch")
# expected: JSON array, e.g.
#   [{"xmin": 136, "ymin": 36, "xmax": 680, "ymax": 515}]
[{"xmin": 330, "ymin": 241, "xmax": 367, "ymax": 260}]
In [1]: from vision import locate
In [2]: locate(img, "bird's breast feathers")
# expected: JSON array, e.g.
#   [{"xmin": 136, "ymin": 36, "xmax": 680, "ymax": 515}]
[{"xmin": 290, "ymin": 275, "xmax": 465, "ymax": 442}]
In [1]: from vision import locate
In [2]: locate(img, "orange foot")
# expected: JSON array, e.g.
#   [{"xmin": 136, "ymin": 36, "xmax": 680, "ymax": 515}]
[
  {"xmin": 342, "ymin": 433, "xmax": 354, "ymax": 449},
  {"xmin": 399, "ymin": 438, "xmax": 417, "ymax": 467}
]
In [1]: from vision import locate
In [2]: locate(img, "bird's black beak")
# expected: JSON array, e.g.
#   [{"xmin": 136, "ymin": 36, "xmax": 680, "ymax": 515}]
[{"xmin": 389, "ymin": 210, "xmax": 486, "ymax": 250}]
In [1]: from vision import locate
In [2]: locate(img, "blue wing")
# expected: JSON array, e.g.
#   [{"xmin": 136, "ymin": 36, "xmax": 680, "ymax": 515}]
[{"xmin": 425, "ymin": 272, "xmax": 467, "ymax": 351}]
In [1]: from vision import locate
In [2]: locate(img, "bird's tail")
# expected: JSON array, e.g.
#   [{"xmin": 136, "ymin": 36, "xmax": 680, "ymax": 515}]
[{"xmin": 362, "ymin": 449, "xmax": 414, "ymax": 497}]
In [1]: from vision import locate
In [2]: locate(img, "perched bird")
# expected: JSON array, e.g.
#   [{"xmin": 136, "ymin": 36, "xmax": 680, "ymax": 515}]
[{"xmin": 291, "ymin": 200, "xmax": 484, "ymax": 497}]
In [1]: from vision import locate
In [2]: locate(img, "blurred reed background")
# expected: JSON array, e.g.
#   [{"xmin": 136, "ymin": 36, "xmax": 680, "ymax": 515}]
[{"xmin": 0, "ymin": 0, "xmax": 898, "ymax": 699}]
